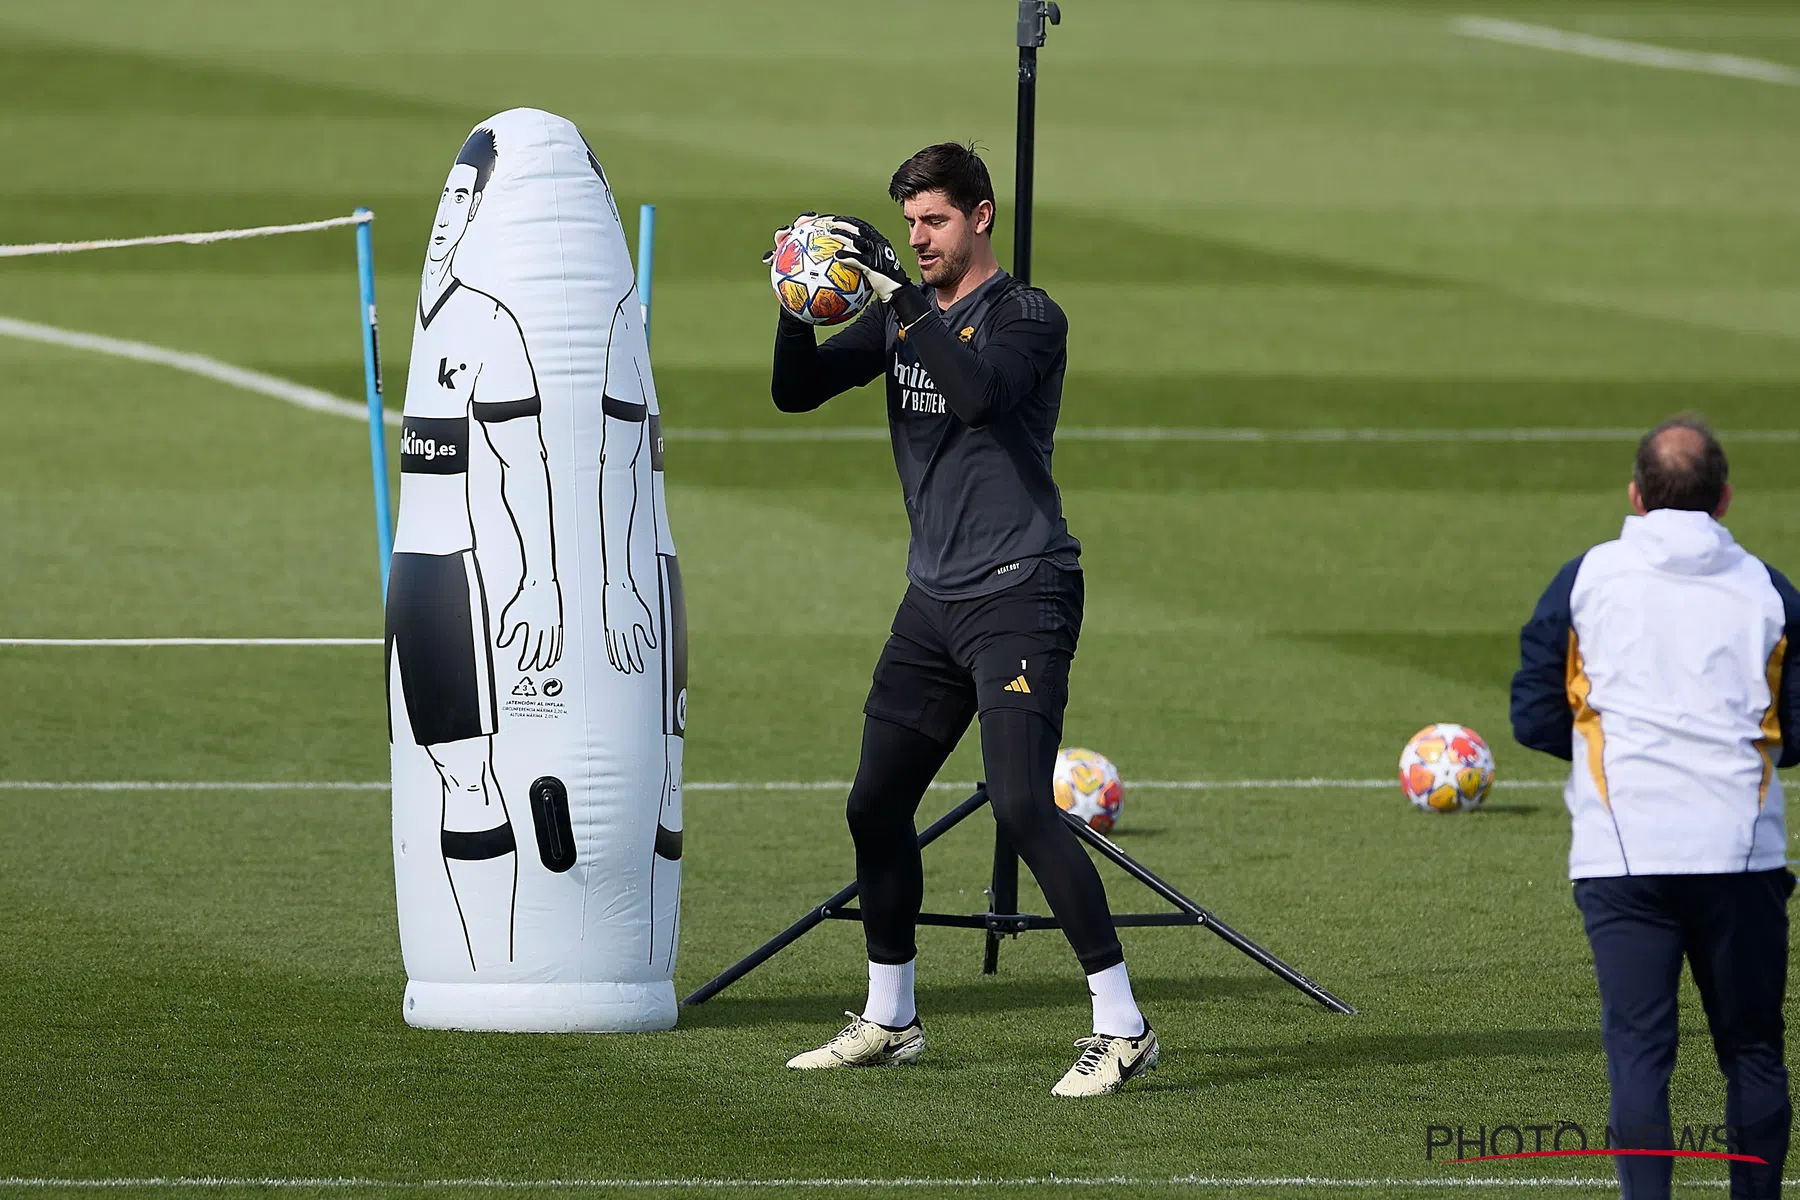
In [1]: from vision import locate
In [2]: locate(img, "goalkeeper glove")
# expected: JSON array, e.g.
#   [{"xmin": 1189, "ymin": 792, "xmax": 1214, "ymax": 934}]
[
  {"xmin": 827, "ymin": 217, "xmax": 928, "ymax": 326},
  {"xmin": 825, "ymin": 218, "xmax": 912, "ymax": 297}
]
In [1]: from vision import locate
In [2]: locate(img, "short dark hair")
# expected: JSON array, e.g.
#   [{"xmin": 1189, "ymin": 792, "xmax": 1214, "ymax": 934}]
[
  {"xmin": 454, "ymin": 127, "xmax": 498, "ymax": 194},
  {"xmin": 889, "ymin": 142, "xmax": 996, "ymax": 226},
  {"xmin": 1633, "ymin": 415, "xmax": 1728, "ymax": 513}
]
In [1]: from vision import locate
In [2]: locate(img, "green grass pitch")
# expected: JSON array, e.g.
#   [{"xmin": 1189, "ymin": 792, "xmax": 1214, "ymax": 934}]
[{"xmin": 3, "ymin": 0, "xmax": 1799, "ymax": 1195}]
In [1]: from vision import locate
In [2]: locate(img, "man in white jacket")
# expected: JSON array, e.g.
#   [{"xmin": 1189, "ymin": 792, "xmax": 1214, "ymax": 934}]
[{"xmin": 1513, "ymin": 416, "xmax": 1799, "ymax": 1200}]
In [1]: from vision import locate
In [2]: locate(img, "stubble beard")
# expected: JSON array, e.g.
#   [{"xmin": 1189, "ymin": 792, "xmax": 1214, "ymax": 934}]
[{"xmin": 920, "ymin": 240, "xmax": 971, "ymax": 291}]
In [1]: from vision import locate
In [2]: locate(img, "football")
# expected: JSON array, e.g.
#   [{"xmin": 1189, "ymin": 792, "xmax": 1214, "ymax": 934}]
[
  {"xmin": 769, "ymin": 216, "xmax": 873, "ymax": 326},
  {"xmin": 1399, "ymin": 723, "xmax": 1495, "ymax": 813},
  {"xmin": 1054, "ymin": 747, "xmax": 1125, "ymax": 833}
]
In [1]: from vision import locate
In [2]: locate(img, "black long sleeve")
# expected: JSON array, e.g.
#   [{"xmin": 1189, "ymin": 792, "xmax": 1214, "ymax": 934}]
[
  {"xmin": 770, "ymin": 306, "xmax": 885, "ymax": 413},
  {"xmin": 786, "ymin": 268, "xmax": 1079, "ymax": 599},
  {"xmin": 892, "ymin": 286, "xmax": 1066, "ymax": 429}
]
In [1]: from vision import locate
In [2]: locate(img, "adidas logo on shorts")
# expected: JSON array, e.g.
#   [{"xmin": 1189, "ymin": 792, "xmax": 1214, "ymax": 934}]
[{"xmin": 1004, "ymin": 675, "xmax": 1031, "ymax": 695}]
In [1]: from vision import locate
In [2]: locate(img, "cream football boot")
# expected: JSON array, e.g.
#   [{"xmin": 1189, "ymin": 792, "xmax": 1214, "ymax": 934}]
[
  {"xmin": 786, "ymin": 1012, "xmax": 925, "ymax": 1069},
  {"xmin": 1051, "ymin": 1025, "xmax": 1159, "ymax": 1097}
]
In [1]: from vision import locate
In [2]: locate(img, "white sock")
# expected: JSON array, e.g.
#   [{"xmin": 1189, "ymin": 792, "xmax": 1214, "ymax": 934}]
[
  {"xmin": 863, "ymin": 959, "xmax": 916, "ymax": 1028},
  {"xmin": 1087, "ymin": 961, "xmax": 1146, "ymax": 1038}
]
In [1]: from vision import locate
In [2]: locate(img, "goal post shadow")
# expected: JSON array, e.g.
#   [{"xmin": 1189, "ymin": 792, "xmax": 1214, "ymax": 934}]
[{"xmin": 680, "ymin": 785, "xmax": 1358, "ymax": 1014}]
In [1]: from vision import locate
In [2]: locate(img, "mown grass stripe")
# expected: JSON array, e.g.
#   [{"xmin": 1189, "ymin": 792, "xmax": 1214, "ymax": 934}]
[
  {"xmin": 0, "ymin": 1176, "xmax": 1631, "ymax": 1190},
  {"xmin": 6, "ymin": 316, "xmax": 1795, "ymax": 447}
]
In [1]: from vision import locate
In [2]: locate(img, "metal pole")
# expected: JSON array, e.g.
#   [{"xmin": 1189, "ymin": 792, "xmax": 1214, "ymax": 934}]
[
  {"xmin": 982, "ymin": 0, "xmax": 1061, "ymax": 967},
  {"xmin": 982, "ymin": 824, "xmax": 1018, "ymax": 974},
  {"xmin": 354, "ymin": 208, "xmax": 392, "ymax": 599},
  {"xmin": 1012, "ymin": 0, "xmax": 1059, "ymax": 285},
  {"xmin": 636, "ymin": 203, "xmax": 656, "ymax": 346},
  {"xmin": 1013, "ymin": 45, "xmax": 1036, "ymax": 285}
]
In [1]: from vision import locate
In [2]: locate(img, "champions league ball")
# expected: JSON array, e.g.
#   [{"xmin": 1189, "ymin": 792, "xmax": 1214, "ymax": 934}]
[
  {"xmin": 1399, "ymin": 724, "xmax": 1495, "ymax": 813},
  {"xmin": 1054, "ymin": 748, "xmax": 1124, "ymax": 834},
  {"xmin": 769, "ymin": 217, "xmax": 873, "ymax": 326}
]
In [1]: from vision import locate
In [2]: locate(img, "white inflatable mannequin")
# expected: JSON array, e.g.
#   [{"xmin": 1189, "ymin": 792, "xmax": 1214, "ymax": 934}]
[{"xmin": 387, "ymin": 109, "xmax": 684, "ymax": 1032}]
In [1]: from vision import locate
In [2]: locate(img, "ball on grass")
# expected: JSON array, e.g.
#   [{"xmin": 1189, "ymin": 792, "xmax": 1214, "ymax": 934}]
[{"xmin": 1399, "ymin": 723, "xmax": 1495, "ymax": 813}]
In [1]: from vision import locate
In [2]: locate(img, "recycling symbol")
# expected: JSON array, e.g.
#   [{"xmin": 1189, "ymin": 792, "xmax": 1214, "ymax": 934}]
[{"xmin": 511, "ymin": 678, "xmax": 537, "ymax": 697}]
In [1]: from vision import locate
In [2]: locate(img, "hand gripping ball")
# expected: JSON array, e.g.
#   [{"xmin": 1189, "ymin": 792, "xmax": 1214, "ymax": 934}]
[{"xmin": 770, "ymin": 217, "xmax": 873, "ymax": 326}]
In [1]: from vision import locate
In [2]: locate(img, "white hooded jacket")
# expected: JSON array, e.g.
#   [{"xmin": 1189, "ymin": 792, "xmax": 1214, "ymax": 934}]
[{"xmin": 1511, "ymin": 509, "xmax": 1798, "ymax": 878}]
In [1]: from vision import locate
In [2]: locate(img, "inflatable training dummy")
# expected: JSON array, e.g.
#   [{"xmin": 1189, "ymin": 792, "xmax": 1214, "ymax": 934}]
[{"xmin": 386, "ymin": 108, "xmax": 685, "ymax": 1032}]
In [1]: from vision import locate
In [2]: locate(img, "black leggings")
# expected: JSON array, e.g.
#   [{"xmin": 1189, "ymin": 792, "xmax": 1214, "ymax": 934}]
[{"xmin": 846, "ymin": 711, "xmax": 1124, "ymax": 974}]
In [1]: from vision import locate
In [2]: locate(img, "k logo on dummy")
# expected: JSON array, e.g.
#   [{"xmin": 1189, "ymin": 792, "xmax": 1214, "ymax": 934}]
[{"xmin": 385, "ymin": 108, "xmax": 686, "ymax": 1033}]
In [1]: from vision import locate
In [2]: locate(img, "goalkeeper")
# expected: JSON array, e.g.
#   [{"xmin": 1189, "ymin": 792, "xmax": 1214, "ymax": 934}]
[{"xmin": 766, "ymin": 142, "xmax": 1155, "ymax": 1097}]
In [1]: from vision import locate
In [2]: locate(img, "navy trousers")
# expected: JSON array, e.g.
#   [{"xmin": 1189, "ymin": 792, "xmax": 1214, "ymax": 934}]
[{"xmin": 1574, "ymin": 869, "xmax": 1794, "ymax": 1200}]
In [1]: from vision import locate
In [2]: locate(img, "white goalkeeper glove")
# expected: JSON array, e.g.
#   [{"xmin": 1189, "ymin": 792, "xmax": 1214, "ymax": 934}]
[
  {"xmin": 823, "ymin": 217, "xmax": 912, "ymax": 302},
  {"xmin": 826, "ymin": 217, "xmax": 931, "ymax": 325}
]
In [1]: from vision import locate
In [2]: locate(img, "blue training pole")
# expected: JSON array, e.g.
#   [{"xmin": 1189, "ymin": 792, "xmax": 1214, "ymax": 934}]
[
  {"xmin": 637, "ymin": 203, "xmax": 656, "ymax": 347},
  {"xmin": 354, "ymin": 207, "xmax": 393, "ymax": 599}
]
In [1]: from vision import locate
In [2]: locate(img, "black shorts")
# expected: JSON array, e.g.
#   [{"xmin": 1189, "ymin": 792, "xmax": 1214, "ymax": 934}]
[
  {"xmin": 864, "ymin": 560, "xmax": 1081, "ymax": 746},
  {"xmin": 385, "ymin": 550, "xmax": 498, "ymax": 747}
]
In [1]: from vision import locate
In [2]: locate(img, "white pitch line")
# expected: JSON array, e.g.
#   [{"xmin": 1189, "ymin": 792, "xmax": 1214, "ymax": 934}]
[
  {"xmin": 0, "ymin": 781, "xmax": 388, "ymax": 792},
  {"xmin": 0, "ymin": 1176, "xmax": 1631, "ymax": 1191},
  {"xmin": 674, "ymin": 426, "xmax": 1800, "ymax": 444},
  {"xmin": 0, "ymin": 638, "xmax": 380, "ymax": 647},
  {"xmin": 0, "ymin": 316, "xmax": 398, "ymax": 427},
  {"xmin": 2, "ymin": 316, "xmax": 1796, "ymax": 447},
  {"xmin": 1453, "ymin": 15, "xmax": 1800, "ymax": 85},
  {"xmin": 0, "ymin": 779, "xmax": 1563, "ymax": 793}
]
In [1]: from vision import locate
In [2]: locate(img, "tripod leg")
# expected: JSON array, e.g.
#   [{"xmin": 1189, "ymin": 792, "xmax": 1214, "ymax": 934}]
[
  {"xmin": 982, "ymin": 827, "xmax": 1019, "ymax": 974},
  {"xmin": 684, "ymin": 789, "xmax": 993, "ymax": 1005},
  {"xmin": 1062, "ymin": 811, "xmax": 1358, "ymax": 1014},
  {"xmin": 681, "ymin": 884, "xmax": 851, "ymax": 1006}
]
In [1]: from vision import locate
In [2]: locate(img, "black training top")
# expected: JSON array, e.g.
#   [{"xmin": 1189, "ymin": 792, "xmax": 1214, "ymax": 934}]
[{"xmin": 770, "ymin": 269, "xmax": 1080, "ymax": 600}]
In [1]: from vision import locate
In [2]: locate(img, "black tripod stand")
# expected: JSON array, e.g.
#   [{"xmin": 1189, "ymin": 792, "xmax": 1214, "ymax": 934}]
[{"xmin": 683, "ymin": 785, "xmax": 1354, "ymax": 1012}]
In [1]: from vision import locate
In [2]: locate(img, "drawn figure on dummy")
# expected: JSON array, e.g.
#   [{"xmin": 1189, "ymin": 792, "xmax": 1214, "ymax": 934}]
[
  {"xmin": 588, "ymin": 278, "xmax": 685, "ymax": 971},
  {"xmin": 386, "ymin": 126, "xmax": 562, "ymax": 970}
]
